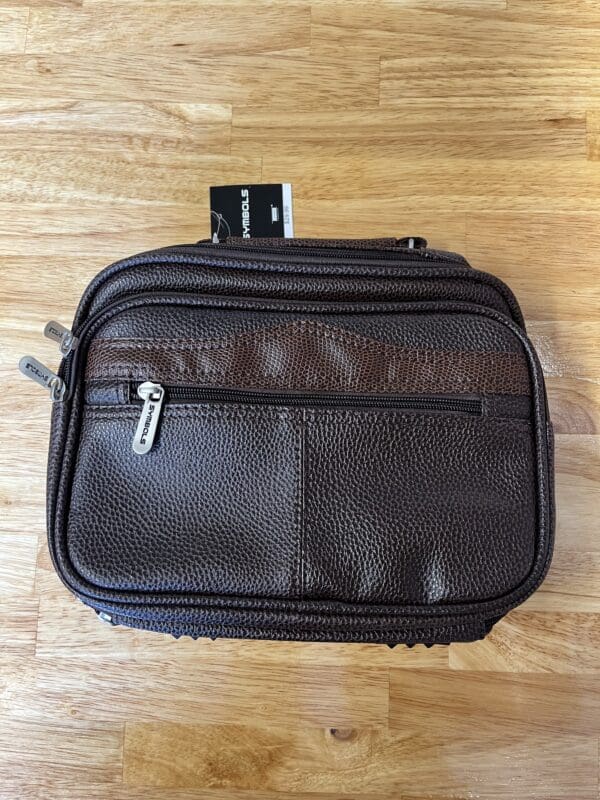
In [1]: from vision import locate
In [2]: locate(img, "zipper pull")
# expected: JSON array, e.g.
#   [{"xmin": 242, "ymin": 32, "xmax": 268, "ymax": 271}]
[
  {"xmin": 397, "ymin": 236, "xmax": 427, "ymax": 250},
  {"xmin": 132, "ymin": 382, "xmax": 165, "ymax": 455},
  {"xmin": 19, "ymin": 355, "xmax": 66, "ymax": 401},
  {"xmin": 44, "ymin": 320, "xmax": 78, "ymax": 355}
]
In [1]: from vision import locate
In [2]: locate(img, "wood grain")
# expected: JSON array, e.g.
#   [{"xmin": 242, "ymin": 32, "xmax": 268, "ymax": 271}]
[
  {"xmin": 313, "ymin": 3, "xmax": 600, "ymax": 62},
  {"xmin": 232, "ymin": 104, "xmax": 586, "ymax": 160},
  {"xmin": 449, "ymin": 612, "xmax": 600, "ymax": 673},
  {"xmin": 121, "ymin": 723, "xmax": 598, "ymax": 797},
  {"xmin": 262, "ymin": 157, "xmax": 600, "ymax": 209},
  {"xmin": 3, "ymin": 657, "xmax": 389, "ymax": 728},
  {"xmin": 390, "ymin": 669, "xmax": 600, "ymax": 736},
  {"xmin": 0, "ymin": 599, "xmax": 38, "ymax": 655},
  {"xmin": 25, "ymin": 4, "xmax": 310, "ymax": 54},
  {"xmin": 0, "ymin": 100, "xmax": 232, "ymax": 154},
  {"xmin": 0, "ymin": 54, "xmax": 379, "ymax": 107},
  {"xmin": 0, "ymin": 718, "xmax": 123, "ymax": 792},
  {"xmin": 0, "ymin": 9, "xmax": 28, "ymax": 52},
  {"xmin": 1, "ymin": 0, "xmax": 599, "ymax": 796}
]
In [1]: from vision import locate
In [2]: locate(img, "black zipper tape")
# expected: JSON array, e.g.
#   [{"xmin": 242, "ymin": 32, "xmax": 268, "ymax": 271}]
[{"xmin": 129, "ymin": 384, "xmax": 482, "ymax": 415}]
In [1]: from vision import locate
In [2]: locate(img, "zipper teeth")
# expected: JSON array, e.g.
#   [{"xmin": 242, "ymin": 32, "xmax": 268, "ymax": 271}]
[
  {"xmin": 131, "ymin": 385, "xmax": 482, "ymax": 415},
  {"xmin": 203, "ymin": 243, "xmax": 464, "ymax": 265}
]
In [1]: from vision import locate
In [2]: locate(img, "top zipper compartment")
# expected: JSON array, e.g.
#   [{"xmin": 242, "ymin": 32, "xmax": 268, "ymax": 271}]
[
  {"xmin": 198, "ymin": 241, "xmax": 468, "ymax": 266},
  {"xmin": 70, "ymin": 244, "xmax": 526, "ymax": 339}
]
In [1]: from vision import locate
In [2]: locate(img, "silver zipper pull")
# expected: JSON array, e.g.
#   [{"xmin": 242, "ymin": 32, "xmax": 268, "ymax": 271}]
[
  {"xmin": 132, "ymin": 382, "xmax": 165, "ymax": 455},
  {"xmin": 44, "ymin": 320, "xmax": 78, "ymax": 355},
  {"xmin": 19, "ymin": 355, "xmax": 66, "ymax": 401}
]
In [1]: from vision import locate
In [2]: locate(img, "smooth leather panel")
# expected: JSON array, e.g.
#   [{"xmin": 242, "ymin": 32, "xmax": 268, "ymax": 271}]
[
  {"xmin": 302, "ymin": 409, "xmax": 536, "ymax": 604},
  {"xmin": 67, "ymin": 405, "xmax": 302, "ymax": 596}
]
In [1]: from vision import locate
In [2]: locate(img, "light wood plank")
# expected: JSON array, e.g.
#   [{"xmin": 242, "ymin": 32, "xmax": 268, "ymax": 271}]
[
  {"xmin": 0, "ymin": 207, "xmax": 464, "ymax": 256},
  {"xmin": 524, "ymin": 435, "xmax": 600, "ymax": 611},
  {"xmin": 449, "ymin": 611, "xmax": 600, "ymax": 672},
  {"xmin": 0, "ymin": 717, "xmax": 123, "ymax": 790},
  {"xmin": 586, "ymin": 109, "xmax": 600, "ymax": 160},
  {"xmin": 4, "ymin": 657, "xmax": 389, "ymax": 727},
  {"xmin": 525, "ymin": 553, "xmax": 600, "ymax": 612},
  {"xmin": 529, "ymin": 321, "xmax": 600, "ymax": 382},
  {"xmin": 0, "ymin": 100, "xmax": 232, "ymax": 154},
  {"xmin": 465, "ymin": 212, "xmax": 600, "ymax": 321},
  {"xmin": 0, "ymin": 53, "xmax": 379, "ymax": 106},
  {"xmin": 312, "ymin": 0, "xmax": 508, "ymax": 8},
  {"xmin": 508, "ymin": 0, "xmax": 600, "ymax": 21},
  {"xmin": 122, "ymin": 722, "xmax": 598, "ymax": 797},
  {"xmin": 0, "ymin": 152, "xmax": 261, "ymax": 204},
  {"xmin": 0, "ymin": 788, "xmax": 439, "ymax": 800},
  {"xmin": 1, "ymin": 0, "xmax": 79, "ymax": 7},
  {"xmin": 547, "ymin": 378, "xmax": 600, "ymax": 435},
  {"xmin": 262, "ymin": 157, "xmax": 600, "ymax": 210},
  {"xmin": 390, "ymin": 669, "xmax": 600, "ymax": 736},
  {"xmin": 554, "ymin": 435, "xmax": 600, "ymax": 549},
  {"xmin": 0, "ymin": 599, "xmax": 38, "ymax": 655},
  {"xmin": 381, "ymin": 58, "xmax": 600, "ymax": 102},
  {"xmin": 0, "ymin": 788, "xmax": 445, "ymax": 800},
  {"xmin": 232, "ymin": 104, "xmax": 585, "ymax": 160},
  {"xmin": 0, "ymin": 534, "xmax": 38, "ymax": 595},
  {"xmin": 313, "ymin": 3, "xmax": 600, "ymax": 62},
  {"xmin": 0, "ymin": 8, "xmax": 28, "ymax": 53},
  {"xmin": 0, "ymin": 381, "xmax": 52, "ymax": 542},
  {"xmin": 0, "ymin": 209, "xmax": 208, "ymax": 256},
  {"xmin": 25, "ymin": 4, "xmax": 309, "ymax": 54}
]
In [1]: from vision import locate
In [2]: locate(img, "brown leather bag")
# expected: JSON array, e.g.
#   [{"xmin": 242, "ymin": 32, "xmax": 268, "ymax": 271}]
[{"xmin": 22, "ymin": 236, "xmax": 554, "ymax": 646}]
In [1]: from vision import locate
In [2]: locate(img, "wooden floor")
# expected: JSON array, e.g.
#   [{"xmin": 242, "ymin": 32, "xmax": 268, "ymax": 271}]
[{"xmin": 1, "ymin": 0, "xmax": 600, "ymax": 797}]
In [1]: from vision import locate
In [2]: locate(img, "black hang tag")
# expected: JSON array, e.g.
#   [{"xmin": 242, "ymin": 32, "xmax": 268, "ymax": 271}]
[{"xmin": 210, "ymin": 183, "xmax": 293, "ymax": 243}]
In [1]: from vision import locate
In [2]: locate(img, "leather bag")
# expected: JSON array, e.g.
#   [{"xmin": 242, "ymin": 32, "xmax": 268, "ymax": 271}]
[{"xmin": 26, "ymin": 236, "xmax": 554, "ymax": 645}]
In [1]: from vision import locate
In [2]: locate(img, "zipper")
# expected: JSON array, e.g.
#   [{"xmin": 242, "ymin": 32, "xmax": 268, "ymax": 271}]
[
  {"xmin": 130, "ymin": 382, "xmax": 482, "ymax": 454},
  {"xmin": 197, "ymin": 242, "xmax": 466, "ymax": 265}
]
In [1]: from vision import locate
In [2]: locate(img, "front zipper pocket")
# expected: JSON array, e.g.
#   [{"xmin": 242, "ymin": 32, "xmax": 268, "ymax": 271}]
[
  {"xmin": 68, "ymin": 398, "xmax": 536, "ymax": 603},
  {"xmin": 129, "ymin": 382, "xmax": 484, "ymax": 454},
  {"xmin": 59, "ymin": 297, "xmax": 547, "ymax": 616}
]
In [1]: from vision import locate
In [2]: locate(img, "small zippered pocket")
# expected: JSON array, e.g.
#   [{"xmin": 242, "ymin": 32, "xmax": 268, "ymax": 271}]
[{"xmin": 129, "ymin": 381, "xmax": 484, "ymax": 455}]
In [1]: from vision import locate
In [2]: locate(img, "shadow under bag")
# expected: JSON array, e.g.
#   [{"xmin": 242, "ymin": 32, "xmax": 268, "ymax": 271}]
[{"xmin": 31, "ymin": 236, "xmax": 554, "ymax": 645}]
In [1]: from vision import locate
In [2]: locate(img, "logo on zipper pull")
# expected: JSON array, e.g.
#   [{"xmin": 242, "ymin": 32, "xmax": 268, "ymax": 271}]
[
  {"xmin": 139, "ymin": 402, "xmax": 157, "ymax": 446},
  {"xmin": 132, "ymin": 382, "xmax": 165, "ymax": 455}
]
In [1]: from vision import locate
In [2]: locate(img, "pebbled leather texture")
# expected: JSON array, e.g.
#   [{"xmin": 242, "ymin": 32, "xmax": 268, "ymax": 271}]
[
  {"xmin": 223, "ymin": 235, "xmax": 435, "ymax": 254},
  {"xmin": 68, "ymin": 405, "xmax": 302, "ymax": 596},
  {"xmin": 47, "ymin": 236, "xmax": 554, "ymax": 645}
]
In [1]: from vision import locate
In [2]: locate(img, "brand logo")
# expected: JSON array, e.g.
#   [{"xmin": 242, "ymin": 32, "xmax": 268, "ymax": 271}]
[
  {"xmin": 240, "ymin": 188, "xmax": 251, "ymax": 238},
  {"xmin": 26, "ymin": 362, "xmax": 49, "ymax": 383},
  {"xmin": 140, "ymin": 402, "xmax": 155, "ymax": 444}
]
